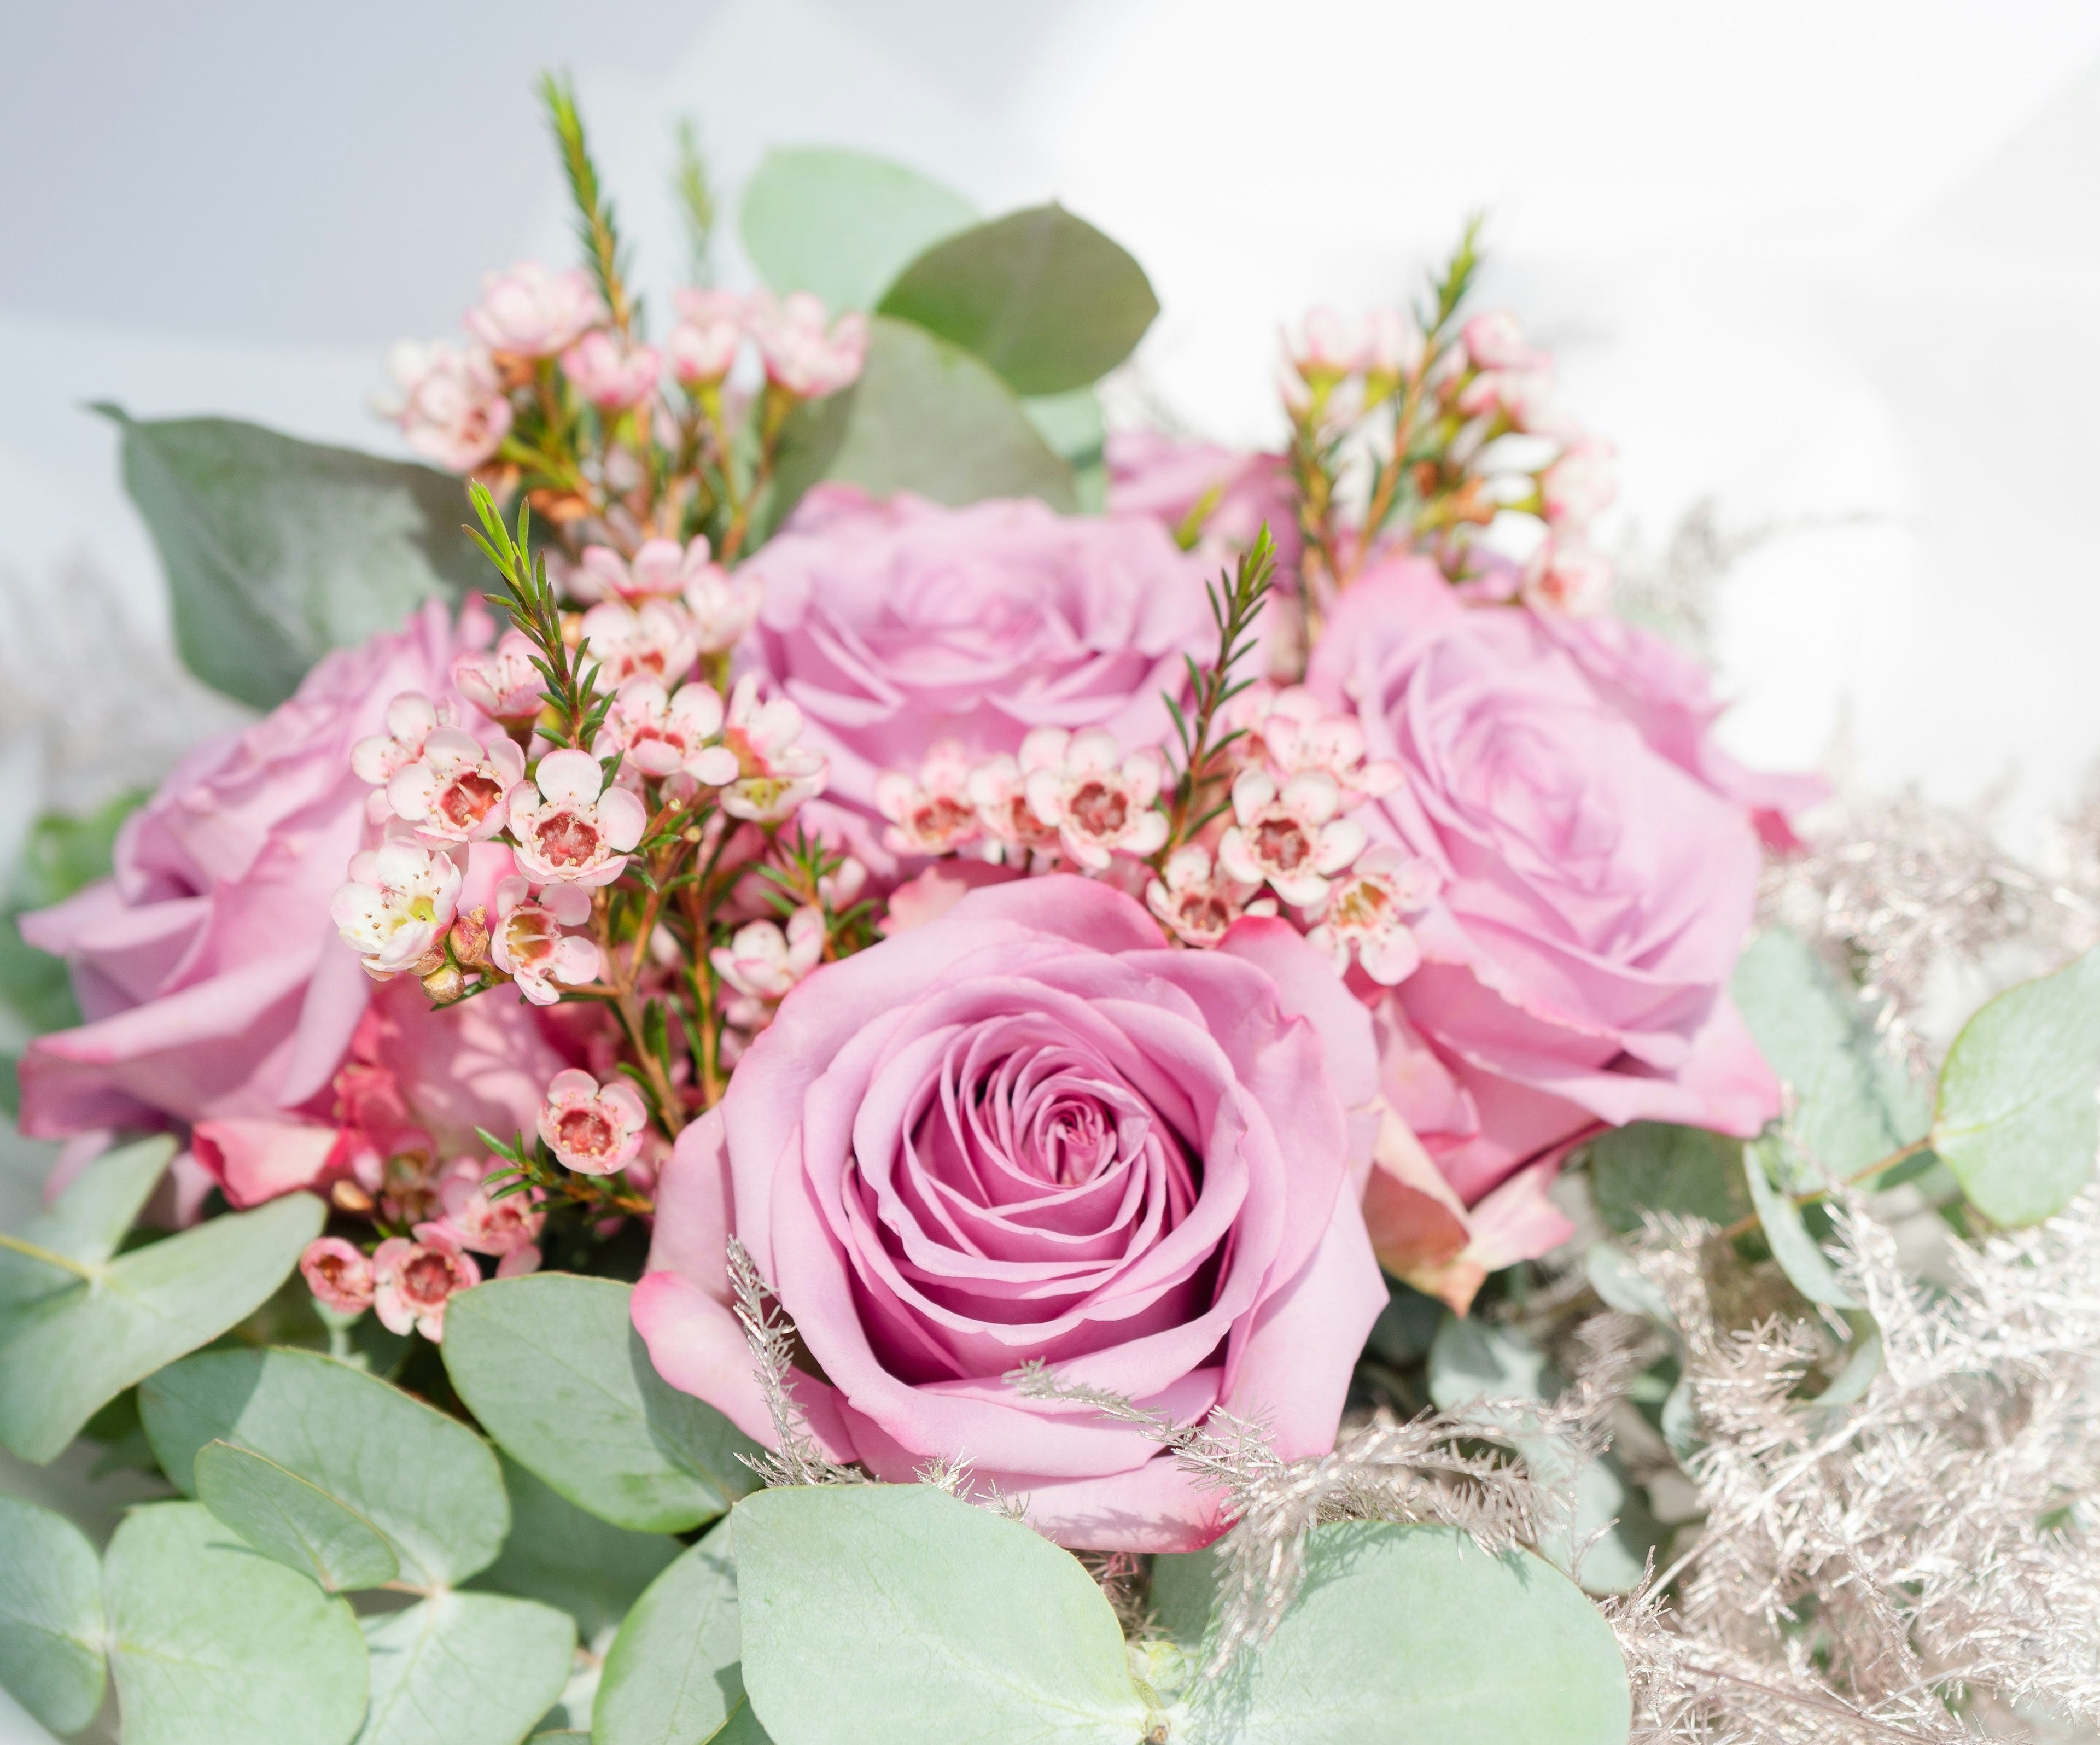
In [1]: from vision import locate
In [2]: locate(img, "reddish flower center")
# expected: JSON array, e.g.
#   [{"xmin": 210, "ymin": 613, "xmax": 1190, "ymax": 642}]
[
  {"xmin": 534, "ymin": 809, "xmax": 603, "ymax": 867},
  {"xmin": 557, "ymin": 1106, "xmax": 616, "ymax": 1159},
  {"xmin": 1175, "ymin": 891, "xmax": 1234, "ymax": 938},
  {"xmin": 503, "ymin": 909, "xmax": 557, "ymax": 965},
  {"xmin": 400, "ymin": 1248, "xmax": 456, "ymax": 1306},
  {"xmin": 438, "ymin": 771, "xmax": 504, "ymax": 829},
  {"xmin": 1070, "ymin": 781, "xmax": 1129, "ymax": 837},
  {"xmin": 912, "ymin": 796, "xmax": 975, "ymax": 843},
  {"xmin": 311, "ymin": 1252, "xmax": 354, "ymax": 1289},
  {"xmin": 1255, "ymin": 816, "xmax": 1310, "ymax": 870}
]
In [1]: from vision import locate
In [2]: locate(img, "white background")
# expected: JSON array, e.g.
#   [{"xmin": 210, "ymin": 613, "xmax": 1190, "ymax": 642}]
[{"xmin": 5, "ymin": 2, "xmax": 2100, "ymax": 1732}]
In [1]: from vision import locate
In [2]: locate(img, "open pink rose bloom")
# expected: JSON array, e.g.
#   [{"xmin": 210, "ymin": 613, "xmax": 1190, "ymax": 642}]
[{"xmin": 635, "ymin": 878, "xmax": 1385, "ymax": 1550}]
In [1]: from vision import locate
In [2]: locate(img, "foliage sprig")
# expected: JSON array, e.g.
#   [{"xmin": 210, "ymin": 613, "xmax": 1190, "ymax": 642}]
[{"xmin": 1159, "ymin": 524, "xmax": 1276, "ymax": 855}]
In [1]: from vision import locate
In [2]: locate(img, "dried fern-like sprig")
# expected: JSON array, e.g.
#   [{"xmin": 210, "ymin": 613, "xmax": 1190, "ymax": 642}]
[
  {"xmin": 725, "ymin": 1235, "xmax": 864, "ymax": 1489},
  {"xmin": 1611, "ymin": 1190, "xmax": 2100, "ymax": 1741}
]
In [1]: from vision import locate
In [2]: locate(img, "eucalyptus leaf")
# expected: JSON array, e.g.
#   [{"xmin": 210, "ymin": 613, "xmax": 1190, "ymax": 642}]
[
  {"xmin": 1743, "ymin": 1135, "xmax": 1860, "ymax": 1310},
  {"xmin": 878, "ymin": 206, "xmax": 1159, "ymax": 395},
  {"xmin": 1220, "ymin": 1522, "xmax": 1630, "ymax": 1744},
  {"xmin": 1932, "ymin": 945, "xmax": 2100, "ymax": 1226},
  {"xmin": 0, "ymin": 1493, "xmax": 105, "ymax": 1734},
  {"xmin": 0, "ymin": 1188, "xmax": 321, "ymax": 1463},
  {"xmin": 99, "ymin": 406, "xmax": 482, "ymax": 710},
  {"xmin": 1732, "ymin": 930, "xmax": 1929, "ymax": 1179},
  {"xmin": 355, "ymin": 1591, "xmax": 573, "ymax": 1745},
  {"xmin": 141, "ymin": 1344, "xmax": 508, "ymax": 1586},
  {"xmin": 1586, "ymin": 1122, "xmax": 1748, "ymax": 1234},
  {"xmin": 1427, "ymin": 1318, "xmax": 1658, "ymax": 1596},
  {"xmin": 734, "ymin": 1484, "xmax": 1148, "ymax": 1745},
  {"xmin": 104, "ymin": 1501, "xmax": 368, "ymax": 1745},
  {"xmin": 0, "ymin": 1133, "xmax": 172, "ymax": 1314},
  {"xmin": 195, "ymin": 1438, "xmax": 400, "ymax": 1591},
  {"xmin": 768, "ymin": 316, "xmax": 1075, "ymax": 527},
  {"xmin": 593, "ymin": 1524, "xmax": 744, "ymax": 1745},
  {"xmin": 739, "ymin": 147, "xmax": 976, "ymax": 312},
  {"xmin": 441, "ymin": 1274, "xmax": 757, "ymax": 1534},
  {"xmin": 470, "ymin": 1454, "xmax": 679, "ymax": 1639}
]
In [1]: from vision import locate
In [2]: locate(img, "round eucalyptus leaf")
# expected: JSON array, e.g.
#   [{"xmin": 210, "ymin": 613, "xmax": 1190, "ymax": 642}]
[
  {"xmin": 1933, "ymin": 944, "xmax": 2100, "ymax": 1225},
  {"xmin": 593, "ymin": 1523, "xmax": 742, "ymax": 1745},
  {"xmin": 0, "ymin": 1494, "xmax": 105, "ymax": 1734},
  {"xmin": 878, "ymin": 206, "xmax": 1160, "ymax": 395},
  {"xmin": 357, "ymin": 1590, "xmax": 574, "ymax": 1745},
  {"xmin": 442, "ymin": 1274, "xmax": 756, "ymax": 1534},
  {"xmin": 0, "ymin": 1189, "xmax": 322, "ymax": 1463},
  {"xmin": 734, "ymin": 1485, "xmax": 1146, "ymax": 1745},
  {"xmin": 470, "ymin": 1454, "xmax": 680, "ymax": 1640},
  {"xmin": 141, "ymin": 1345, "xmax": 508, "ymax": 1587},
  {"xmin": 195, "ymin": 1438, "xmax": 399, "ymax": 1592},
  {"xmin": 1221, "ymin": 1522, "xmax": 1629, "ymax": 1744},
  {"xmin": 739, "ymin": 146, "xmax": 976, "ymax": 313},
  {"xmin": 104, "ymin": 1501, "xmax": 368, "ymax": 1745}
]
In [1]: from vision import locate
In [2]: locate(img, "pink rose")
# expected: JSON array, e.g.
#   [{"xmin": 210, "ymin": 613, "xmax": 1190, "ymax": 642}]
[
  {"xmin": 18, "ymin": 602, "xmax": 567, "ymax": 1206},
  {"xmin": 1306, "ymin": 559, "xmax": 1782, "ymax": 1224},
  {"xmin": 743, "ymin": 487, "xmax": 1212, "ymax": 815},
  {"xmin": 632, "ymin": 877, "xmax": 1385, "ymax": 1552}
]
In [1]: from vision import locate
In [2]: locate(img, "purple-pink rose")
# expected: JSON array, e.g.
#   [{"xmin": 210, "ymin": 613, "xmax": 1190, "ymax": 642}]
[
  {"xmin": 18, "ymin": 600, "xmax": 557, "ymax": 1205},
  {"xmin": 1105, "ymin": 430, "xmax": 1300, "ymax": 575},
  {"xmin": 632, "ymin": 877, "xmax": 1385, "ymax": 1551},
  {"xmin": 1306, "ymin": 558, "xmax": 1782, "ymax": 1224},
  {"xmin": 742, "ymin": 486, "xmax": 1212, "ymax": 816}
]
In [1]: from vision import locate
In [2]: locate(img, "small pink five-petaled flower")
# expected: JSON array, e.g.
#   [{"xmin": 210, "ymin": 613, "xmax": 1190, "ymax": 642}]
[
  {"xmin": 1020, "ymin": 726, "xmax": 1169, "ymax": 872},
  {"xmin": 1217, "ymin": 767, "xmax": 1367, "ymax": 908},
  {"xmin": 1305, "ymin": 844, "xmax": 1439, "ymax": 986},
  {"xmin": 436, "ymin": 1157, "xmax": 546, "ymax": 1277},
  {"xmin": 1232, "ymin": 684, "xmax": 1401, "ymax": 809},
  {"xmin": 506, "ymin": 749, "xmax": 649, "ymax": 889},
  {"xmin": 373, "ymin": 1224, "xmax": 481, "ymax": 1341},
  {"xmin": 720, "ymin": 675, "xmax": 827, "ymax": 822},
  {"xmin": 387, "ymin": 727, "xmax": 526, "ymax": 844},
  {"xmin": 465, "ymin": 261, "xmax": 607, "ymax": 359},
  {"xmin": 750, "ymin": 291, "xmax": 868, "ymax": 399},
  {"xmin": 330, "ymin": 842, "xmax": 463, "ymax": 975},
  {"xmin": 300, "ymin": 1237, "xmax": 376, "ymax": 1315},
  {"xmin": 452, "ymin": 632, "xmax": 545, "ymax": 724},
  {"xmin": 874, "ymin": 740, "xmax": 982, "ymax": 856},
  {"xmin": 593, "ymin": 680, "xmax": 738, "ymax": 785},
  {"xmin": 965, "ymin": 754, "xmax": 1061, "ymax": 861},
  {"xmin": 559, "ymin": 331, "xmax": 661, "ymax": 411},
  {"xmin": 573, "ymin": 536, "xmax": 719, "ymax": 606},
  {"xmin": 538, "ymin": 1068, "xmax": 649, "ymax": 1176},
  {"xmin": 668, "ymin": 289, "xmax": 745, "ymax": 387},
  {"xmin": 580, "ymin": 599, "xmax": 702, "ymax": 693},
  {"xmin": 489, "ymin": 877, "xmax": 600, "ymax": 1006},
  {"xmin": 711, "ymin": 907, "xmax": 825, "ymax": 1028},
  {"xmin": 1145, "ymin": 843, "xmax": 1276, "ymax": 948}
]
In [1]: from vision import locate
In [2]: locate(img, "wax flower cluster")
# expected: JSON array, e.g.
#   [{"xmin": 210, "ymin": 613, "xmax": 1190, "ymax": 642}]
[{"xmin": 1274, "ymin": 225, "xmax": 1617, "ymax": 625}]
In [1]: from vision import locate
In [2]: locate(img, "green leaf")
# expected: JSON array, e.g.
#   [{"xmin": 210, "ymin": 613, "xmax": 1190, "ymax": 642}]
[
  {"xmin": 0, "ymin": 1493, "xmax": 105, "ymax": 1734},
  {"xmin": 592, "ymin": 1524, "xmax": 744, "ymax": 1745},
  {"xmin": 1731, "ymin": 930, "xmax": 1929, "ymax": 1178},
  {"xmin": 141, "ymin": 1345, "xmax": 509, "ymax": 1586},
  {"xmin": 1744, "ymin": 1135, "xmax": 1860, "ymax": 1310},
  {"xmin": 733, "ymin": 1485, "xmax": 1148, "ymax": 1745},
  {"xmin": 1427, "ymin": 1318, "xmax": 1659, "ymax": 1596},
  {"xmin": 0, "ymin": 791, "xmax": 146, "ymax": 1037},
  {"xmin": 878, "ymin": 206, "xmax": 1159, "ymax": 395},
  {"xmin": 441, "ymin": 1274, "xmax": 758, "ymax": 1534},
  {"xmin": 1023, "ymin": 388, "xmax": 1107, "ymax": 513},
  {"xmin": 356, "ymin": 1590, "xmax": 574, "ymax": 1745},
  {"xmin": 1932, "ymin": 945, "xmax": 2100, "ymax": 1225},
  {"xmin": 1222, "ymin": 1522, "xmax": 1630, "ymax": 1744},
  {"xmin": 103, "ymin": 1501, "xmax": 368, "ymax": 1745},
  {"xmin": 0, "ymin": 1134, "xmax": 172, "ymax": 1314},
  {"xmin": 768, "ymin": 316, "xmax": 1076, "ymax": 527},
  {"xmin": 0, "ymin": 1186, "xmax": 321, "ymax": 1463},
  {"xmin": 740, "ymin": 147, "xmax": 977, "ymax": 313},
  {"xmin": 98, "ymin": 406, "xmax": 484, "ymax": 710},
  {"xmin": 195, "ymin": 1438, "xmax": 400, "ymax": 1592},
  {"xmin": 469, "ymin": 1454, "xmax": 679, "ymax": 1640},
  {"xmin": 1586, "ymin": 1122, "xmax": 1749, "ymax": 1234}
]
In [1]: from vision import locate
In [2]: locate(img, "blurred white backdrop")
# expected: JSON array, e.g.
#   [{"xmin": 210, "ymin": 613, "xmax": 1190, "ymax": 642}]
[
  {"xmin": 6, "ymin": 0, "xmax": 2100, "ymax": 847},
  {"xmin": 4, "ymin": 3, "xmax": 2100, "ymax": 1735}
]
